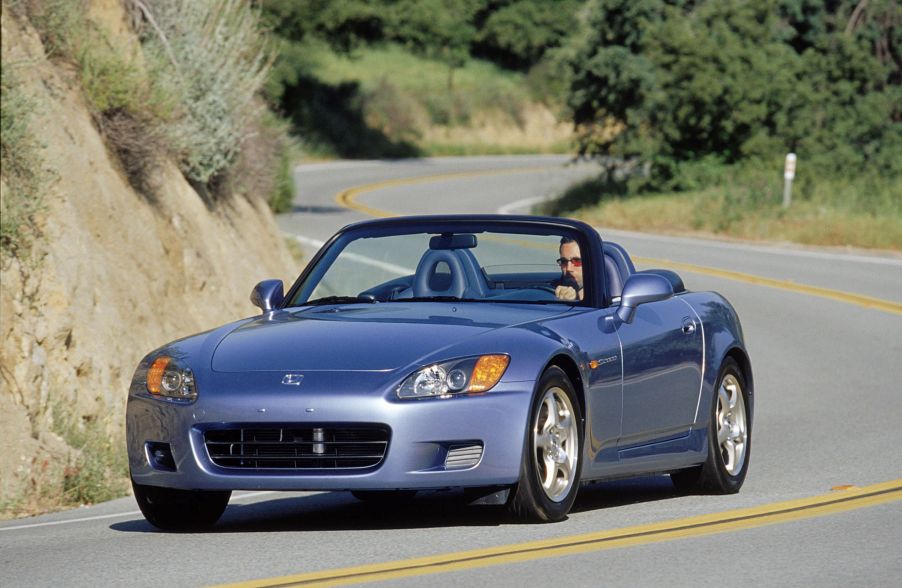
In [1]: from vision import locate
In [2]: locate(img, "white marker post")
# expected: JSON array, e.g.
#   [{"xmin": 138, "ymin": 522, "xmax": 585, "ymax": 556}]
[{"xmin": 783, "ymin": 153, "xmax": 796, "ymax": 208}]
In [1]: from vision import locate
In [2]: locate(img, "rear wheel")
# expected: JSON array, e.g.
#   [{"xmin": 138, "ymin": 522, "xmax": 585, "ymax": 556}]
[
  {"xmin": 507, "ymin": 366, "xmax": 583, "ymax": 522},
  {"xmin": 132, "ymin": 480, "xmax": 231, "ymax": 531},
  {"xmin": 672, "ymin": 357, "xmax": 750, "ymax": 493}
]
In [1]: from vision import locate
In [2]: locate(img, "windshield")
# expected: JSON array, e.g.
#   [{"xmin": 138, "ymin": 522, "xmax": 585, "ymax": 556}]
[{"xmin": 288, "ymin": 227, "xmax": 589, "ymax": 306}]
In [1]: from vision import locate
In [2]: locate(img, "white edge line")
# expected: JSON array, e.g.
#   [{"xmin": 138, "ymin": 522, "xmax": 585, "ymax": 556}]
[
  {"xmin": 290, "ymin": 234, "xmax": 326, "ymax": 249},
  {"xmin": 291, "ymin": 234, "xmax": 413, "ymax": 276},
  {"xmin": 0, "ymin": 491, "xmax": 280, "ymax": 533},
  {"xmin": 0, "ymin": 510, "xmax": 145, "ymax": 531},
  {"xmin": 497, "ymin": 196, "xmax": 551, "ymax": 215}
]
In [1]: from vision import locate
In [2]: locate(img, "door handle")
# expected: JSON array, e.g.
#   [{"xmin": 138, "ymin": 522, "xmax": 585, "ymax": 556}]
[{"xmin": 681, "ymin": 317, "xmax": 696, "ymax": 335}]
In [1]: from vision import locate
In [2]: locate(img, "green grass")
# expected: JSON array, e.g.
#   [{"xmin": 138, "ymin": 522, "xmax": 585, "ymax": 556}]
[
  {"xmin": 546, "ymin": 167, "xmax": 902, "ymax": 251},
  {"xmin": 307, "ymin": 43, "xmax": 527, "ymax": 110},
  {"xmin": 284, "ymin": 41, "xmax": 567, "ymax": 156}
]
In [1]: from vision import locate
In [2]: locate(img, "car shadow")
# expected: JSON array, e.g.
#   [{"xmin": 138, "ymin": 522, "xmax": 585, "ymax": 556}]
[
  {"xmin": 110, "ymin": 475, "xmax": 683, "ymax": 534},
  {"xmin": 571, "ymin": 475, "xmax": 681, "ymax": 513}
]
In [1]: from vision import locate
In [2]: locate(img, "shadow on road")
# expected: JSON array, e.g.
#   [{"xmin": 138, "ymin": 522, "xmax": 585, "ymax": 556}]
[
  {"xmin": 290, "ymin": 204, "xmax": 348, "ymax": 214},
  {"xmin": 110, "ymin": 475, "xmax": 681, "ymax": 534}
]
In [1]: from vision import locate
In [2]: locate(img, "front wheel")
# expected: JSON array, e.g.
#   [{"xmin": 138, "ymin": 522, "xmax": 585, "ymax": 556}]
[
  {"xmin": 132, "ymin": 480, "xmax": 231, "ymax": 531},
  {"xmin": 672, "ymin": 357, "xmax": 751, "ymax": 493},
  {"xmin": 507, "ymin": 366, "xmax": 583, "ymax": 522}
]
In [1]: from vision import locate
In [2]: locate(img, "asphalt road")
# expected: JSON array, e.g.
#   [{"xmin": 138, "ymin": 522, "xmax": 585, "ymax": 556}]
[{"xmin": 2, "ymin": 155, "xmax": 900, "ymax": 587}]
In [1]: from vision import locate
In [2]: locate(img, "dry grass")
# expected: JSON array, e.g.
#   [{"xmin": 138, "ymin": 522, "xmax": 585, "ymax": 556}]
[
  {"xmin": 569, "ymin": 186, "xmax": 902, "ymax": 251},
  {"xmin": 301, "ymin": 42, "xmax": 572, "ymax": 156},
  {"xmin": 0, "ymin": 407, "xmax": 129, "ymax": 519}
]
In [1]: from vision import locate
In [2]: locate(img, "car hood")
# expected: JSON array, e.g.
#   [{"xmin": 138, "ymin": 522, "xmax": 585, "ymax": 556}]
[{"xmin": 211, "ymin": 302, "xmax": 567, "ymax": 372}]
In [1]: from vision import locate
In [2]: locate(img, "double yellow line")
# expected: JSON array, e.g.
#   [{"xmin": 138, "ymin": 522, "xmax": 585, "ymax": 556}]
[
  {"xmin": 222, "ymin": 480, "xmax": 902, "ymax": 587},
  {"xmin": 632, "ymin": 256, "xmax": 902, "ymax": 314}
]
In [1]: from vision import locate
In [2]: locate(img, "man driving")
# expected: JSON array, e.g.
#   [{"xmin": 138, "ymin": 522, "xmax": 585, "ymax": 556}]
[{"xmin": 554, "ymin": 237, "xmax": 583, "ymax": 301}]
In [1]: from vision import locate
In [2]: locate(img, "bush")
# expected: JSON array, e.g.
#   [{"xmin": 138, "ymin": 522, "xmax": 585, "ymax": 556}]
[
  {"xmin": 26, "ymin": 0, "xmax": 291, "ymax": 207},
  {"xmin": 0, "ymin": 63, "xmax": 50, "ymax": 258},
  {"xmin": 565, "ymin": 0, "xmax": 901, "ymax": 185},
  {"xmin": 137, "ymin": 0, "xmax": 275, "ymax": 186},
  {"xmin": 472, "ymin": 0, "xmax": 582, "ymax": 71},
  {"xmin": 227, "ymin": 108, "xmax": 298, "ymax": 213},
  {"xmin": 25, "ymin": 0, "xmax": 171, "ymax": 199},
  {"xmin": 47, "ymin": 403, "xmax": 129, "ymax": 507}
]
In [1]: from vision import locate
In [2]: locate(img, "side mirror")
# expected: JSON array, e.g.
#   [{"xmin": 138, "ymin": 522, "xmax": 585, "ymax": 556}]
[
  {"xmin": 250, "ymin": 279, "xmax": 284, "ymax": 313},
  {"xmin": 616, "ymin": 273, "xmax": 673, "ymax": 324}
]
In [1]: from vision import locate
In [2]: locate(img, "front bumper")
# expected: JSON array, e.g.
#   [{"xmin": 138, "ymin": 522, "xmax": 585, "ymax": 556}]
[{"xmin": 127, "ymin": 370, "xmax": 532, "ymax": 491}]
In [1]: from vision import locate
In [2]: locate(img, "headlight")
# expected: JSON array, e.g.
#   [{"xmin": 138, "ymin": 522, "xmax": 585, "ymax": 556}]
[
  {"xmin": 146, "ymin": 356, "xmax": 196, "ymax": 401},
  {"xmin": 397, "ymin": 355, "xmax": 509, "ymax": 399}
]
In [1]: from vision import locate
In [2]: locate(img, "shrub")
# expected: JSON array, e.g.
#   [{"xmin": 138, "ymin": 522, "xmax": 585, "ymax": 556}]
[
  {"xmin": 137, "ymin": 0, "xmax": 274, "ymax": 186},
  {"xmin": 226, "ymin": 107, "xmax": 298, "ymax": 213},
  {"xmin": 565, "ymin": 0, "xmax": 901, "ymax": 186},
  {"xmin": 0, "ymin": 62, "xmax": 50, "ymax": 258},
  {"xmin": 26, "ymin": 0, "xmax": 171, "ymax": 198},
  {"xmin": 51, "ymin": 405, "xmax": 129, "ymax": 507}
]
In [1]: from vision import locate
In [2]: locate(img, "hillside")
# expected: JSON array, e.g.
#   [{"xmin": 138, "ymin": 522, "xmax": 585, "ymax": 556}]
[{"xmin": 0, "ymin": 2, "xmax": 295, "ymax": 515}]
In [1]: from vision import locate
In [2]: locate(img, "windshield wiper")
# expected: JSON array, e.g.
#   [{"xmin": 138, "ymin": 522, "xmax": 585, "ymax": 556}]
[{"xmin": 304, "ymin": 295, "xmax": 377, "ymax": 306}]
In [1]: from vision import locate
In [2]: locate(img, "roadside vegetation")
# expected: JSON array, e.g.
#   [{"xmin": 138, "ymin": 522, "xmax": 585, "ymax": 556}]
[
  {"xmin": 546, "ymin": 169, "xmax": 902, "ymax": 250},
  {"xmin": 259, "ymin": 0, "xmax": 899, "ymax": 250},
  {"xmin": 260, "ymin": 0, "xmax": 581, "ymax": 159},
  {"xmin": 544, "ymin": 0, "xmax": 901, "ymax": 250},
  {"xmin": 273, "ymin": 41, "xmax": 569, "ymax": 157},
  {"xmin": 8, "ymin": 0, "xmax": 297, "ymax": 214},
  {"xmin": 0, "ymin": 61, "xmax": 52, "ymax": 259}
]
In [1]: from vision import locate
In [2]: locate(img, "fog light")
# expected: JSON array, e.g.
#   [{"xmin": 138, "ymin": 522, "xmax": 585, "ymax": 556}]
[
  {"xmin": 445, "ymin": 443, "xmax": 483, "ymax": 469},
  {"xmin": 145, "ymin": 442, "xmax": 176, "ymax": 471}
]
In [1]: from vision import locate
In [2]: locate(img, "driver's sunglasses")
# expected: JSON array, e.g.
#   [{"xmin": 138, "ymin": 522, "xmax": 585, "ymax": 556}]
[{"xmin": 556, "ymin": 257, "xmax": 582, "ymax": 268}]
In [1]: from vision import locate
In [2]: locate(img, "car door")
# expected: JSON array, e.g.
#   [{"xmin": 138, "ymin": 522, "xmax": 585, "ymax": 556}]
[{"xmin": 616, "ymin": 297, "xmax": 703, "ymax": 447}]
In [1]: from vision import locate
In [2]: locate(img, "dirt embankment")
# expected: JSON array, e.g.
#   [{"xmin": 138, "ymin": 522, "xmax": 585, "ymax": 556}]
[{"xmin": 0, "ymin": 3, "xmax": 296, "ymax": 512}]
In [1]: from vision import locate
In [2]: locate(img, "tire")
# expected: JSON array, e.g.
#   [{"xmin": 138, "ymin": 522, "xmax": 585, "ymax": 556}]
[
  {"xmin": 671, "ymin": 357, "xmax": 751, "ymax": 494},
  {"xmin": 507, "ymin": 366, "xmax": 583, "ymax": 522},
  {"xmin": 132, "ymin": 480, "xmax": 231, "ymax": 531},
  {"xmin": 351, "ymin": 490, "xmax": 417, "ymax": 503}
]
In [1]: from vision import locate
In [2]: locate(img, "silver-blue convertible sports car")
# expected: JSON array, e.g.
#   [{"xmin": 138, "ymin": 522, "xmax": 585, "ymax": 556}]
[{"xmin": 127, "ymin": 215, "xmax": 753, "ymax": 530}]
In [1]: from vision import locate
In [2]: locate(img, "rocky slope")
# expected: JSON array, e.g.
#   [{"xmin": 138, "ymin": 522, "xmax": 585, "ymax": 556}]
[{"xmin": 0, "ymin": 3, "xmax": 296, "ymax": 513}]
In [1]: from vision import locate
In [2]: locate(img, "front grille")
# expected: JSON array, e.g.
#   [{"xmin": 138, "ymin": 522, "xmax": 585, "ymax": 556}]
[{"xmin": 204, "ymin": 425, "xmax": 390, "ymax": 471}]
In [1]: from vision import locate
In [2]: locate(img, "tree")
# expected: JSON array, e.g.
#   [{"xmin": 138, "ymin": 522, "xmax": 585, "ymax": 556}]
[
  {"xmin": 472, "ymin": 0, "xmax": 582, "ymax": 70},
  {"xmin": 565, "ymin": 0, "xmax": 901, "ymax": 185}
]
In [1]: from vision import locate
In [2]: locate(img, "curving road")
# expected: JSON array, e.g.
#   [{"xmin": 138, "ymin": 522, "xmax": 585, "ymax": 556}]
[{"xmin": 2, "ymin": 156, "xmax": 900, "ymax": 587}]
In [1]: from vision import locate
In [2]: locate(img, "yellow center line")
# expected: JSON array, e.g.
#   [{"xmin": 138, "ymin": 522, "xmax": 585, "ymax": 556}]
[
  {"xmin": 335, "ymin": 166, "xmax": 560, "ymax": 218},
  {"xmin": 218, "ymin": 479, "xmax": 902, "ymax": 588},
  {"xmin": 334, "ymin": 170, "xmax": 902, "ymax": 315},
  {"xmin": 632, "ymin": 256, "xmax": 902, "ymax": 315}
]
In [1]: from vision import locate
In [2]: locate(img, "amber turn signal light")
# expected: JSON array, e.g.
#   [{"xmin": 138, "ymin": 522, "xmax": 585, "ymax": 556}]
[
  {"xmin": 146, "ymin": 356, "xmax": 171, "ymax": 395},
  {"xmin": 468, "ymin": 354, "xmax": 510, "ymax": 392}
]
